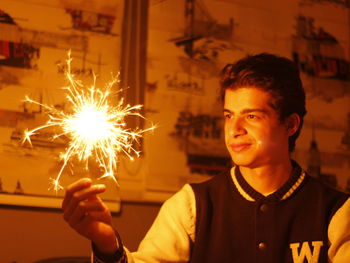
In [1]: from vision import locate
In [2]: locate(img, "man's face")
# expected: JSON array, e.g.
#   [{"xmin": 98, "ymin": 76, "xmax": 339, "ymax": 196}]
[{"xmin": 224, "ymin": 87, "xmax": 290, "ymax": 168}]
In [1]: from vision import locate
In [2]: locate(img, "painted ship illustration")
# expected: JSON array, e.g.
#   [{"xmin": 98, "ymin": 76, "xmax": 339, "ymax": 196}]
[
  {"xmin": 9, "ymin": 100, "xmax": 69, "ymax": 149},
  {"xmin": 0, "ymin": 97, "xmax": 68, "ymax": 151},
  {"xmin": 10, "ymin": 128, "xmax": 68, "ymax": 149}
]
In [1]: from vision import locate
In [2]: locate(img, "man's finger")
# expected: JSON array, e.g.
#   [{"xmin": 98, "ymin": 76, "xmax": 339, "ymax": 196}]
[
  {"xmin": 66, "ymin": 201, "xmax": 87, "ymax": 227},
  {"xmin": 62, "ymin": 178, "xmax": 92, "ymax": 210},
  {"xmin": 63, "ymin": 184, "xmax": 106, "ymax": 221}
]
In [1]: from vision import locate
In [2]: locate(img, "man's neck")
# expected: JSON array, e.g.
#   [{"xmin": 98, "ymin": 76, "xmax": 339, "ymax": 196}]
[{"xmin": 239, "ymin": 161, "xmax": 293, "ymax": 196}]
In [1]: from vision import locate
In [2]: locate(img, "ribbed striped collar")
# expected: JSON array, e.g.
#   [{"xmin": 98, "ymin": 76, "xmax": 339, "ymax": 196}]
[{"xmin": 230, "ymin": 161, "xmax": 306, "ymax": 202}]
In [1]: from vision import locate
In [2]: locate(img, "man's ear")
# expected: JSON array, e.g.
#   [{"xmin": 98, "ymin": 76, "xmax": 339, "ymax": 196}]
[{"xmin": 286, "ymin": 113, "xmax": 300, "ymax": 136}]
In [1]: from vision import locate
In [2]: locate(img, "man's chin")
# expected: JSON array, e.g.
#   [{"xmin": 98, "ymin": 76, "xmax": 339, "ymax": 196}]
[
  {"xmin": 230, "ymin": 153, "xmax": 260, "ymax": 167},
  {"xmin": 230, "ymin": 158, "xmax": 252, "ymax": 167}
]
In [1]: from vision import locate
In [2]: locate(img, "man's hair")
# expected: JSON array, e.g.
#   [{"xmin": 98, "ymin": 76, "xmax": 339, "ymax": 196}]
[{"xmin": 220, "ymin": 53, "xmax": 307, "ymax": 152}]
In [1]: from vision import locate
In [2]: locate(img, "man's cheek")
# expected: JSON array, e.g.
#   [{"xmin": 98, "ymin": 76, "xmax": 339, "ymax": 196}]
[
  {"xmin": 255, "ymin": 138, "xmax": 268, "ymax": 150},
  {"xmin": 256, "ymin": 138, "xmax": 280, "ymax": 150}
]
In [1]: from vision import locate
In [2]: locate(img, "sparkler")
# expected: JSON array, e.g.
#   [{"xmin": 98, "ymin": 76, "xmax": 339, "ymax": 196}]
[{"xmin": 23, "ymin": 52, "xmax": 154, "ymax": 191}]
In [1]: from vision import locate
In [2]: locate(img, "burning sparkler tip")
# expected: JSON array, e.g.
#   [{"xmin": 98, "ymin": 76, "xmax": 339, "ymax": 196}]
[
  {"xmin": 23, "ymin": 52, "xmax": 155, "ymax": 191},
  {"xmin": 49, "ymin": 178, "xmax": 63, "ymax": 192}
]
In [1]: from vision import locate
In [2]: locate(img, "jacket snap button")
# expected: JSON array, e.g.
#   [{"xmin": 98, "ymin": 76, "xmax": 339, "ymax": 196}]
[
  {"xmin": 260, "ymin": 204, "xmax": 268, "ymax": 212},
  {"xmin": 258, "ymin": 242, "xmax": 266, "ymax": 250}
]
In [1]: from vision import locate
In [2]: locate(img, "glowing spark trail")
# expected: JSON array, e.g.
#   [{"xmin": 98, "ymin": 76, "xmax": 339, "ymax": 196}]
[{"xmin": 23, "ymin": 53, "xmax": 155, "ymax": 191}]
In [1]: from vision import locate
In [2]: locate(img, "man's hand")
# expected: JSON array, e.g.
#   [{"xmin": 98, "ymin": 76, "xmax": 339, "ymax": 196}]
[{"xmin": 62, "ymin": 178, "xmax": 118, "ymax": 254}]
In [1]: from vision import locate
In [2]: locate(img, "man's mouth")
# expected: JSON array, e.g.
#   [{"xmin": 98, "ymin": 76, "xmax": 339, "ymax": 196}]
[{"xmin": 229, "ymin": 143, "xmax": 251, "ymax": 153}]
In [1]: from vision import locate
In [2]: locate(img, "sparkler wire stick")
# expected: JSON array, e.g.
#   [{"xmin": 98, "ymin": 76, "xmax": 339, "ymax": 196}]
[{"xmin": 23, "ymin": 52, "xmax": 155, "ymax": 191}]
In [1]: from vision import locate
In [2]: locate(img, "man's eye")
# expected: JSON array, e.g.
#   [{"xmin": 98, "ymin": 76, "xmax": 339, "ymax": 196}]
[
  {"xmin": 224, "ymin": 114, "xmax": 232, "ymax": 119},
  {"xmin": 247, "ymin": 114, "xmax": 257, "ymax": 119}
]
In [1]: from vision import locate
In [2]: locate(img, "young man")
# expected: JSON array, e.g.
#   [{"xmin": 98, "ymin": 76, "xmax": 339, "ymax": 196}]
[{"xmin": 62, "ymin": 53, "xmax": 350, "ymax": 263}]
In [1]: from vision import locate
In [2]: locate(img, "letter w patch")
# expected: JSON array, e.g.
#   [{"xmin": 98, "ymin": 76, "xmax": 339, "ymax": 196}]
[{"xmin": 290, "ymin": 241, "xmax": 323, "ymax": 263}]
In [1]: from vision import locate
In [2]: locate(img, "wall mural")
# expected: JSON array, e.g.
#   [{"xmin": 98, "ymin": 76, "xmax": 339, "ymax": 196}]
[
  {"xmin": 65, "ymin": 9, "xmax": 116, "ymax": 34},
  {"xmin": 292, "ymin": 0, "xmax": 350, "ymax": 190},
  {"xmin": 0, "ymin": 0, "xmax": 123, "ymax": 211},
  {"xmin": 292, "ymin": 14, "xmax": 349, "ymax": 100},
  {"xmin": 170, "ymin": 0, "xmax": 235, "ymax": 80},
  {"xmin": 1, "ymin": 0, "xmax": 349, "ymax": 205},
  {"xmin": 170, "ymin": 0, "xmax": 233, "ymax": 177}
]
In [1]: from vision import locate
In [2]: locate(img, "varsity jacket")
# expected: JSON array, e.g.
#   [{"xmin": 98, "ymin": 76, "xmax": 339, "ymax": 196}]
[{"xmin": 92, "ymin": 163, "xmax": 350, "ymax": 263}]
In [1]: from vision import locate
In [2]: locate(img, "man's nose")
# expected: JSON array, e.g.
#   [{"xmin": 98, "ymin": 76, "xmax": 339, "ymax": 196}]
[{"xmin": 230, "ymin": 118, "xmax": 246, "ymax": 137}]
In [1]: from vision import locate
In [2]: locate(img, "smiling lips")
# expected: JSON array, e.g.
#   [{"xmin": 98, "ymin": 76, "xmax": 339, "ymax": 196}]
[{"xmin": 229, "ymin": 143, "xmax": 251, "ymax": 153}]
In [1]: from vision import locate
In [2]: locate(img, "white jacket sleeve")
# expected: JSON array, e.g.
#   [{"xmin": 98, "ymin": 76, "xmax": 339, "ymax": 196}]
[
  {"xmin": 328, "ymin": 198, "xmax": 350, "ymax": 263},
  {"xmin": 126, "ymin": 184, "xmax": 196, "ymax": 263}
]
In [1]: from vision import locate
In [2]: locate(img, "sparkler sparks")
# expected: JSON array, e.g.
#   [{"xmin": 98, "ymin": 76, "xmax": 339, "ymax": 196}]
[{"xmin": 22, "ymin": 53, "xmax": 155, "ymax": 191}]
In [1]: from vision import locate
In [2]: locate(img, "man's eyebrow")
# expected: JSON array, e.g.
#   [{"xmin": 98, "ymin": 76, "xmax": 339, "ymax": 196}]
[
  {"xmin": 241, "ymin": 108, "xmax": 268, "ymax": 114},
  {"xmin": 223, "ymin": 108, "xmax": 269, "ymax": 114}
]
